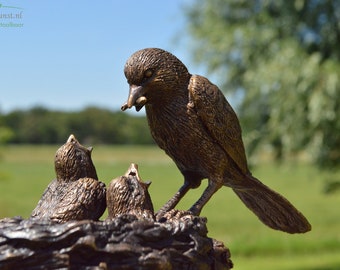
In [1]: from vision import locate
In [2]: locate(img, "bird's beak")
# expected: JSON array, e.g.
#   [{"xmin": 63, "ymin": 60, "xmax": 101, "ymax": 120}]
[
  {"xmin": 121, "ymin": 85, "xmax": 147, "ymax": 112},
  {"xmin": 67, "ymin": 134, "xmax": 78, "ymax": 144},
  {"xmin": 125, "ymin": 163, "xmax": 152, "ymax": 188}
]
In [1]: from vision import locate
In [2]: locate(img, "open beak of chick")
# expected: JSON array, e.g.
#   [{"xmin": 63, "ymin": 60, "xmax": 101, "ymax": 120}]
[
  {"xmin": 125, "ymin": 163, "xmax": 151, "ymax": 187},
  {"xmin": 121, "ymin": 85, "xmax": 148, "ymax": 112}
]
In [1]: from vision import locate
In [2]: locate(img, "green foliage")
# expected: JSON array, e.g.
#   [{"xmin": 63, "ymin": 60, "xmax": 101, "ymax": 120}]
[
  {"xmin": 0, "ymin": 114, "xmax": 15, "ymax": 144},
  {"xmin": 0, "ymin": 106, "xmax": 154, "ymax": 145},
  {"xmin": 0, "ymin": 127, "xmax": 14, "ymax": 145},
  {"xmin": 184, "ymin": 0, "xmax": 340, "ymax": 169}
]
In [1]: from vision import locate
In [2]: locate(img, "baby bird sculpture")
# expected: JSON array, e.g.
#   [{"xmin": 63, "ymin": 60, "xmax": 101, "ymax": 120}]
[
  {"xmin": 31, "ymin": 134, "xmax": 106, "ymax": 222},
  {"xmin": 106, "ymin": 163, "xmax": 154, "ymax": 220},
  {"xmin": 121, "ymin": 48, "xmax": 311, "ymax": 234}
]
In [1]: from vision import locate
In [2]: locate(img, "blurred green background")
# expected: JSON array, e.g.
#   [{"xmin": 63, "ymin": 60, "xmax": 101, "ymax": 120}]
[
  {"xmin": 0, "ymin": 145, "xmax": 339, "ymax": 270},
  {"xmin": 1, "ymin": 1, "xmax": 340, "ymax": 269}
]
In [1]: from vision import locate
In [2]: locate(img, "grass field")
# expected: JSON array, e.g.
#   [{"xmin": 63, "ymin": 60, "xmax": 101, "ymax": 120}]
[{"xmin": 0, "ymin": 144, "xmax": 340, "ymax": 269}]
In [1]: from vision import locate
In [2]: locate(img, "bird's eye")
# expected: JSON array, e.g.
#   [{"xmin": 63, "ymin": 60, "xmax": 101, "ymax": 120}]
[{"xmin": 144, "ymin": 69, "xmax": 153, "ymax": 78}]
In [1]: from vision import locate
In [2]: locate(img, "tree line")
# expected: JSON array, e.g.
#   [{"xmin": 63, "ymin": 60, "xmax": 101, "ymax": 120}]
[{"xmin": 0, "ymin": 106, "xmax": 154, "ymax": 145}]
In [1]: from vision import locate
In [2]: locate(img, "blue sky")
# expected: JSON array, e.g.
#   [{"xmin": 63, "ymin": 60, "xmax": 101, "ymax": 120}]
[{"xmin": 0, "ymin": 0, "xmax": 204, "ymax": 113}]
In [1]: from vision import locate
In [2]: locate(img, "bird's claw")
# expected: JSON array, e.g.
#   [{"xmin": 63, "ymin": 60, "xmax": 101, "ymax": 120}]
[{"xmin": 156, "ymin": 209, "xmax": 194, "ymax": 222}]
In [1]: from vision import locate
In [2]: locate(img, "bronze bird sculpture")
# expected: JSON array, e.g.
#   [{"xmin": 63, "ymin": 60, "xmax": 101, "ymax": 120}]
[
  {"xmin": 31, "ymin": 134, "xmax": 106, "ymax": 222},
  {"xmin": 121, "ymin": 48, "xmax": 311, "ymax": 234},
  {"xmin": 106, "ymin": 163, "xmax": 154, "ymax": 220}
]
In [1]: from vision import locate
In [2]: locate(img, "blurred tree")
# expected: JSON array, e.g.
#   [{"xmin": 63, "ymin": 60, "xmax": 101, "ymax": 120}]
[
  {"xmin": 0, "ymin": 114, "xmax": 14, "ymax": 144},
  {"xmin": 184, "ymin": 0, "xmax": 340, "ymax": 169}
]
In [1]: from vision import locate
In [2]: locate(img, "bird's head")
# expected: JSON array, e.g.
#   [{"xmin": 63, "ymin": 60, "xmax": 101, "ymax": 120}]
[
  {"xmin": 121, "ymin": 48, "xmax": 190, "ymax": 112},
  {"xmin": 106, "ymin": 163, "xmax": 154, "ymax": 220},
  {"xmin": 55, "ymin": 134, "xmax": 98, "ymax": 181}
]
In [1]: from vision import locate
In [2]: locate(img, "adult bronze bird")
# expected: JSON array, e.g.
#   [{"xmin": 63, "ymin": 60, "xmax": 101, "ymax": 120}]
[{"xmin": 121, "ymin": 48, "xmax": 311, "ymax": 234}]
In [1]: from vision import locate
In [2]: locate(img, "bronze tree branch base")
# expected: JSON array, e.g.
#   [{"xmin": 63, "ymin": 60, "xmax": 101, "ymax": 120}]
[{"xmin": 0, "ymin": 214, "xmax": 232, "ymax": 270}]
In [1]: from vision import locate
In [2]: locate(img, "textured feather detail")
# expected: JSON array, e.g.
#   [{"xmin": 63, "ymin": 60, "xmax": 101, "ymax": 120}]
[
  {"xmin": 189, "ymin": 75, "xmax": 249, "ymax": 174},
  {"xmin": 233, "ymin": 176, "xmax": 311, "ymax": 233}
]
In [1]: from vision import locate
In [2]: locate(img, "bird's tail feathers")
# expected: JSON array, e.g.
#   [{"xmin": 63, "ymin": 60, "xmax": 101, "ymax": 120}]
[{"xmin": 233, "ymin": 176, "xmax": 311, "ymax": 234}]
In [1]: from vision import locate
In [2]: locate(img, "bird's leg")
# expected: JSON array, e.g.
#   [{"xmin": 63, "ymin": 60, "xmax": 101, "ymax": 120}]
[
  {"xmin": 189, "ymin": 180, "xmax": 222, "ymax": 216},
  {"xmin": 156, "ymin": 181, "xmax": 191, "ymax": 220}
]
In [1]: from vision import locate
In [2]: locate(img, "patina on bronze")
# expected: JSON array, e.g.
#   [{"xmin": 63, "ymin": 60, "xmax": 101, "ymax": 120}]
[
  {"xmin": 122, "ymin": 48, "xmax": 311, "ymax": 234},
  {"xmin": 106, "ymin": 163, "xmax": 154, "ymax": 220},
  {"xmin": 30, "ymin": 134, "xmax": 106, "ymax": 222}
]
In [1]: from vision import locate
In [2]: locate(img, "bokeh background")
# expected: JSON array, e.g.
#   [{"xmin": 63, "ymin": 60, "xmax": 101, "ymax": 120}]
[{"xmin": 1, "ymin": 1, "xmax": 339, "ymax": 269}]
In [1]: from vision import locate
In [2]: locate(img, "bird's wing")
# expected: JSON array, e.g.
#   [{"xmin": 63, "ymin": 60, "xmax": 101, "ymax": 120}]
[
  {"xmin": 31, "ymin": 179, "xmax": 59, "ymax": 218},
  {"xmin": 52, "ymin": 178, "xmax": 106, "ymax": 221},
  {"xmin": 188, "ymin": 75, "xmax": 249, "ymax": 173}
]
